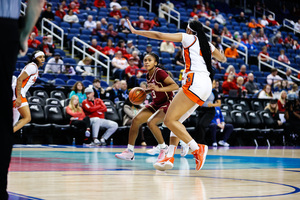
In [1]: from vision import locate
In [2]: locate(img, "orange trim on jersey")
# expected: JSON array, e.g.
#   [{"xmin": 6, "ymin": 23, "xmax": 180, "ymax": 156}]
[
  {"xmin": 182, "ymin": 73, "xmax": 205, "ymax": 106},
  {"xmin": 183, "ymin": 36, "xmax": 197, "ymax": 49},
  {"xmin": 184, "ymin": 48, "xmax": 191, "ymax": 72}
]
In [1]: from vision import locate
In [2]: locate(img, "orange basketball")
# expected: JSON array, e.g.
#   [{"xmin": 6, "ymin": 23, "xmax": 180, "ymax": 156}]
[{"xmin": 129, "ymin": 87, "xmax": 146, "ymax": 105}]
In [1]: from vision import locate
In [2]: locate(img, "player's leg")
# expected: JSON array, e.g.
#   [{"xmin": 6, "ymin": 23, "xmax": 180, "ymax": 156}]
[{"xmin": 13, "ymin": 105, "xmax": 31, "ymax": 133}]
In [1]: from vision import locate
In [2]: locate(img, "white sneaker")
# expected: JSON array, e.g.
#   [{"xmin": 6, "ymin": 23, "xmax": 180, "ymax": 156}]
[
  {"xmin": 180, "ymin": 141, "xmax": 189, "ymax": 157},
  {"xmin": 212, "ymin": 142, "xmax": 218, "ymax": 147},
  {"xmin": 157, "ymin": 146, "xmax": 168, "ymax": 162},
  {"xmin": 146, "ymin": 146, "xmax": 160, "ymax": 155},
  {"xmin": 218, "ymin": 140, "xmax": 230, "ymax": 147},
  {"xmin": 94, "ymin": 139, "xmax": 101, "ymax": 145},
  {"xmin": 115, "ymin": 149, "xmax": 135, "ymax": 161}
]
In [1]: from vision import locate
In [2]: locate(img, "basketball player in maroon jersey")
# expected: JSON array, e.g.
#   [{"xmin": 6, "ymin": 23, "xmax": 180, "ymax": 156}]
[{"xmin": 115, "ymin": 53, "xmax": 179, "ymax": 161}]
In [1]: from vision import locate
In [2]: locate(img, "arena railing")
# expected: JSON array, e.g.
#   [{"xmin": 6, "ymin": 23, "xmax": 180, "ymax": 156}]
[
  {"xmin": 202, "ymin": 24, "xmax": 212, "ymax": 42},
  {"xmin": 221, "ymin": 35, "xmax": 248, "ymax": 64},
  {"xmin": 141, "ymin": 0, "xmax": 152, "ymax": 13},
  {"xmin": 20, "ymin": 1, "xmax": 27, "ymax": 16},
  {"xmin": 158, "ymin": 3, "xmax": 180, "ymax": 29},
  {"xmin": 258, "ymin": 54, "xmax": 300, "ymax": 82},
  {"xmin": 41, "ymin": 18, "xmax": 64, "ymax": 50},
  {"xmin": 283, "ymin": 19, "xmax": 300, "ymax": 35},
  {"xmin": 72, "ymin": 37, "xmax": 110, "ymax": 84},
  {"xmin": 254, "ymin": 6, "xmax": 275, "ymax": 20}
]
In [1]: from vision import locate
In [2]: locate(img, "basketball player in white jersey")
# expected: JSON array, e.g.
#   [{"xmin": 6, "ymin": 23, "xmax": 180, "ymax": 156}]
[
  {"xmin": 126, "ymin": 19, "xmax": 226, "ymax": 171},
  {"xmin": 12, "ymin": 50, "xmax": 45, "ymax": 133}
]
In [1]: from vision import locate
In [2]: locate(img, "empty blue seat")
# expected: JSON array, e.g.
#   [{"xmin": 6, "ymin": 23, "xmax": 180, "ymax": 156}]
[
  {"xmin": 85, "ymin": 76, "xmax": 95, "ymax": 82},
  {"xmin": 72, "ymin": 23, "xmax": 82, "ymax": 29},
  {"xmin": 54, "ymin": 49, "xmax": 66, "ymax": 57},
  {"xmin": 54, "ymin": 78, "xmax": 65, "ymax": 85},
  {"xmin": 161, "ymin": 52, "xmax": 171, "ymax": 58},
  {"xmin": 161, "ymin": 58, "xmax": 172, "ymax": 64},
  {"xmin": 67, "ymin": 79, "xmax": 77, "ymax": 86},
  {"xmin": 82, "ymin": 80, "xmax": 92, "ymax": 87},
  {"xmin": 42, "ymin": 73, "xmax": 55, "ymax": 80},
  {"xmin": 63, "ymin": 58, "xmax": 77, "ymax": 65},
  {"xmin": 69, "ymin": 28, "xmax": 80, "ymax": 34},
  {"xmin": 56, "ymin": 74, "xmax": 69, "ymax": 81},
  {"xmin": 100, "ymin": 80, "xmax": 109, "ymax": 88},
  {"xmin": 250, "ymin": 65, "xmax": 259, "ymax": 71},
  {"xmin": 60, "ymin": 22, "xmax": 70, "ymax": 28},
  {"xmin": 71, "ymin": 75, "xmax": 83, "ymax": 81},
  {"xmin": 79, "ymin": 35, "xmax": 90, "ymax": 41}
]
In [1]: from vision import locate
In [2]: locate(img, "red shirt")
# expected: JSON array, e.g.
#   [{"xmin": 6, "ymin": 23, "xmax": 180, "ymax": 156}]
[
  {"xmin": 125, "ymin": 65, "xmax": 140, "ymax": 76},
  {"xmin": 237, "ymin": 72, "xmax": 248, "ymax": 82},
  {"xmin": 222, "ymin": 81, "xmax": 238, "ymax": 95},
  {"xmin": 134, "ymin": 20, "xmax": 153, "ymax": 30},
  {"xmin": 103, "ymin": 46, "xmax": 116, "ymax": 56},
  {"xmin": 28, "ymin": 39, "xmax": 41, "ymax": 49},
  {"xmin": 115, "ymin": 46, "xmax": 128, "ymax": 55},
  {"xmin": 82, "ymin": 98, "xmax": 107, "ymax": 119},
  {"xmin": 277, "ymin": 100, "xmax": 285, "ymax": 112},
  {"xmin": 94, "ymin": 0, "xmax": 106, "ymax": 8},
  {"xmin": 32, "ymin": 26, "xmax": 38, "ymax": 36},
  {"xmin": 42, "ymin": 44, "xmax": 50, "ymax": 54},
  {"xmin": 69, "ymin": 1, "xmax": 80, "ymax": 9},
  {"xmin": 88, "ymin": 45, "xmax": 103, "ymax": 54},
  {"xmin": 66, "ymin": 106, "xmax": 86, "ymax": 121},
  {"xmin": 55, "ymin": 10, "xmax": 66, "ymax": 19},
  {"xmin": 110, "ymin": 10, "xmax": 122, "ymax": 18}
]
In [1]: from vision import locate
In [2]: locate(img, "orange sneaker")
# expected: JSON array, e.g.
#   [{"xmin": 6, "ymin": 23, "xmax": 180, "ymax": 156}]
[
  {"xmin": 191, "ymin": 144, "xmax": 208, "ymax": 171},
  {"xmin": 153, "ymin": 156, "xmax": 174, "ymax": 171}
]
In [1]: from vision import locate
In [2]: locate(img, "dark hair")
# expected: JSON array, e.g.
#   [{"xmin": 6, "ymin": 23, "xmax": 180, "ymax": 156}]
[
  {"xmin": 93, "ymin": 78, "xmax": 101, "ymax": 83},
  {"xmin": 144, "ymin": 52, "xmax": 165, "ymax": 69},
  {"xmin": 188, "ymin": 20, "xmax": 214, "ymax": 82},
  {"xmin": 117, "ymin": 40, "xmax": 125, "ymax": 47},
  {"xmin": 27, "ymin": 50, "xmax": 43, "ymax": 65},
  {"xmin": 72, "ymin": 81, "xmax": 85, "ymax": 93}
]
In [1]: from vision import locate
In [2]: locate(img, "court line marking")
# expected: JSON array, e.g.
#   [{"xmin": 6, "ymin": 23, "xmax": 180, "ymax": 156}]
[
  {"xmin": 8, "ymin": 192, "xmax": 43, "ymax": 200},
  {"xmin": 61, "ymin": 173, "xmax": 300, "ymax": 199}
]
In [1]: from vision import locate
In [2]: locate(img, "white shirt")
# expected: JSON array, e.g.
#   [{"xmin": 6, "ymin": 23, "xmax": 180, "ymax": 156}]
[
  {"xmin": 84, "ymin": 20, "xmax": 96, "ymax": 31},
  {"xmin": 76, "ymin": 60, "xmax": 93, "ymax": 73},
  {"xmin": 160, "ymin": 42, "xmax": 175, "ymax": 54},
  {"xmin": 295, "ymin": 22, "xmax": 300, "ymax": 32},
  {"xmin": 258, "ymin": 90, "xmax": 273, "ymax": 99},
  {"xmin": 267, "ymin": 74, "xmax": 283, "ymax": 85},
  {"xmin": 112, "ymin": 57, "xmax": 128, "ymax": 72},
  {"xmin": 63, "ymin": 14, "xmax": 79, "ymax": 23},
  {"xmin": 260, "ymin": 19, "xmax": 269, "ymax": 26},
  {"xmin": 181, "ymin": 33, "xmax": 216, "ymax": 74},
  {"xmin": 44, "ymin": 58, "xmax": 64, "ymax": 73},
  {"xmin": 110, "ymin": 2, "xmax": 121, "ymax": 10}
]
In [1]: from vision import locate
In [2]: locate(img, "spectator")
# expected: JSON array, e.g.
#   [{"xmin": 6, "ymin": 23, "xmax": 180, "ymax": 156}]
[
  {"xmin": 131, "ymin": 51, "xmax": 142, "ymax": 68},
  {"xmin": 37, "ymin": 36, "xmax": 54, "ymax": 57},
  {"xmin": 190, "ymin": 7, "xmax": 198, "ymax": 17},
  {"xmin": 69, "ymin": 1, "xmax": 80, "ymax": 14},
  {"xmin": 151, "ymin": 17, "xmax": 161, "ymax": 27},
  {"xmin": 292, "ymin": 40, "xmax": 300, "ymax": 50},
  {"xmin": 112, "ymin": 51, "xmax": 128, "ymax": 79},
  {"xmin": 105, "ymin": 79, "xmax": 124, "ymax": 102},
  {"xmin": 76, "ymin": 57, "xmax": 94, "ymax": 76},
  {"xmin": 267, "ymin": 68, "xmax": 283, "ymax": 87},
  {"xmin": 55, "ymin": 5, "xmax": 66, "ymax": 20},
  {"xmin": 84, "ymin": 15, "xmax": 96, "ymax": 32},
  {"xmin": 198, "ymin": 6, "xmax": 209, "ymax": 19},
  {"xmin": 94, "ymin": 0, "xmax": 106, "ymax": 8},
  {"xmin": 278, "ymin": 90, "xmax": 287, "ymax": 113},
  {"xmin": 248, "ymin": 18, "xmax": 259, "ymax": 28},
  {"xmin": 110, "ymin": 0, "xmax": 128, "ymax": 11},
  {"xmin": 44, "ymin": 52, "xmax": 64, "ymax": 73},
  {"xmin": 139, "ymin": 81, "xmax": 152, "ymax": 104},
  {"xmin": 142, "ymin": 44, "xmax": 153, "ymax": 59},
  {"xmin": 120, "ymin": 80, "xmax": 129, "ymax": 100},
  {"xmin": 284, "ymin": 96, "xmax": 300, "ymax": 145},
  {"xmin": 237, "ymin": 64, "xmax": 248, "ymax": 82},
  {"xmin": 294, "ymin": 19, "xmax": 300, "ymax": 33},
  {"xmin": 80, "ymin": 0, "xmax": 91, "ymax": 10},
  {"xmin": 241, "ymin": 32, "xmax": 249, "ymax": 44},
  {"xmin": 175, "ymin": 49, "xmax": 185, "ymax": 67},
  {"xmin": 245, "ymin": 73, "xmax": 259, "ymax": 94},
  {"xmin": 284, "ymin": 34, "xmax": 294, "ymax": 48},
  {"xmin": 225, "ymin": 44, "xmax": 239, "ymax": 58},
  {"xmin": 278, "ymin": 49, "xmax": 290, "ymax": 65},
  {"xmin": 126, "ymin": 40, "xmax": 139, "ymax": 55},
  {"xmin": 270, "ymin": 31, "xmax": 283, "ymax": 45},
  {"xmin": 224, "ymin": 65, "xmax": 238, "ymax": 81},
  {"xmin": 63, "ymin": 10, "xmax": 79, "ymax": 23},
  {"xmin": 47, "ymin": 35, "xmax": 55, "ymax": 49},
  {"xmin": 61, "ymin": 0, "xmax": 69, "ymax": 11},
  {"xmin": 288, "ymin": 83, "xmax": 299, "ymax": 95},
  {"xmin": 213, "ymin": 79, "xmax": 222, "ymax": 93},
  {"xmin": 69, "ymin": 81, "xmax": 87, "ymax": 104},
  {"xmin": 106, "ymin": 23, "xmax": 119, "ymax": 41},
  {"xmin": 92, "ymin": 78, "xmax": 105, "ymax": 99},
  {"xmin": 28, "ymin": 32, "xmax": 41, "ymax": 49},
  {"xmin": 215, "ymin": 9, "xmax": 226, "ymax": 25},
  {"xmin": 260, "ymin": 15, "xmax": 269, "ymax": 27},
  {"xmin": 258, "ymin": 46, "xmax": 270, "ymax": 62},
  {"xmin": 117, "ymin": 18, "xmax": 130, "ymax": 34},
  {"xmin": 222, "ymin": 75, "xmax": 238, "ymax": 95},
  {"xmin": 115, "ymin": 40, "xmax": 130, "ymax": 59},
  {"xmin": 255, "ymin": 28, "xmax": 268, "ymax": 44},
  {"xmin": 258, "ymin": 84, "xmax": 273, "ymax": 99},
  {"xmin": 159, "ymin": 0, "xmax": 174, "ymax": 18},
  {"xmin": 209, "ymin": 106, "xmax": 233, "ymax": 147},
  {"xmin": 66, "ymin": 95, "xmax": 91, "ymax": 144},
  {"xmin": 212, "ymin": 57, "xmax": 224, "ymax": 73},
  {"xmin": 125, "ymin": 57, "xmax": 143, "ymax": 88},
  {"xmin": 31, "ymin": 26, "xmax": 39, "ymax": 36},
  {"xmin": 265, "ymin": 99, "xmax": 283, "ymax": 127},
  {"xmin": 221, "ymin": 27, "xmax": 232, "ymax": 39},
  {"xmin": 133, "ymin": 16, "xmax": 153, "ymax": 31},
  {"xmin": 82, "ymin": 87, "xmax": 118, "ymax": 145},
  {"xmin": 92, "ymin": 21, "xmax": 107, "ymax": 41},
  {"xmin": 160, "ymin": 41, "xmax": 175, "ymax": 54},
  {"xmin": 236, "ymin": 76, "xmax": 247, "ymax": 97},
  {"xmin": 41, "ymin": 4, "xmax": 54, "ymax": 21},
  {"xmin": 103, "ymin": 39, "xmax": 116, "ymax": 57},
  {"xmin": 244, "ymin": 37, "xmax": 257, "ymax": 51},
  {"xmin": 88, "ymin": 39, "xmax": 103, "ymax": 55},
  {"xmin": 267, "ymin": 15, "xmax": 280, "ymax": 26},
  {"xmin": 257, "ymin": 18, "xmax": 265, "ymax": 28},
  {"xmin": 250, "ymin": 29, "xmax": 257, "ymax": 41},
  {"xmin": 69, "ymin": 0, "xmax": 80, "ymax": 9},
  {"xmin": 215, "ymin": 37, "xmax": 224, "ymax": 51},
  {"xmin": 274, "ymin": 80, "xmax": 289, "ymax": 92},
  {"xmin": 62, "ymin": 64, "xmax": 76, "ymax": 75},
  {"xmin": 110, "ymin": 5, "xmax": 122, "ymax": 20},
  {"xmin": 100, "ymin": 17, "xmax": 108, "ymax": 30},
  {"xmin": 212, "ymin": 23, "xmax": 221, "ymax": 42},
  {"xmin": 235, "ymin": 12, "xmax": 247, "ymax": 23}
]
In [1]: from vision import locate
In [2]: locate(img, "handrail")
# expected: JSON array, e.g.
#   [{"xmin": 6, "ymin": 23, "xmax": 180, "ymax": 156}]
[
  {"xmin": 41, "ymin": 18, "xmax": 64, "ymax": 50},
  {"xmin": 141, "ymin": 0, "xmax": 152, "ymax": 13},
  {"xmin": 202, "ymin": 24, "xmax": 212, "ymax": 42},
  {"xmin": 283, "ymin": 19, "xmax": 300, "ymax": 34},
  {"xmin": 20, "ymin": 1, "xmax": 27, "ymax": 16},
  {"xmin": 254, "ymin": 6, "xmax": 275, "ymax": 20},
  {"xmin": 258, "ymin": 54, "xmax": 300, "ymax": 82},
  {"xmin": 72, "ymin": 37, "xmax": 110, "ymax": 84},
  {"xmin": 158, "ymin": 3, "xmax": 180, "ymax": 29},
  {"xmin": 221, "ymin": 35, "xmax": 248, "ymax": 64}
]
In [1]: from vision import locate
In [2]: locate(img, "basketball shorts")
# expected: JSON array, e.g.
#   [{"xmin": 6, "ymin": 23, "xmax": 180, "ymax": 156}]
[
  {"xmin": 145, "ymin": 101, "xmax": 171, "ymax": 114},
  {"xmin": 182, "ymin": 72, "xmax": 212, "ymax": 106}
]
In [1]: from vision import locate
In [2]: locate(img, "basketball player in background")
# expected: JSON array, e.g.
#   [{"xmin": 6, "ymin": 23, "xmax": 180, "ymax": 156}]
[
  {"xmin": 0, "ymin": 0, "xmax": 44, "ymax": 199},
  {"xmin": 115, "ymin": 53, "xmax": 179, "ymax": 161}
]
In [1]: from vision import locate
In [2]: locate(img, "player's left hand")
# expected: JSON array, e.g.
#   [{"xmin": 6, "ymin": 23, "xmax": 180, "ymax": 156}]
[{"xmin": 147, "ymin": 83, "xmax": 159, "ymax": 91}]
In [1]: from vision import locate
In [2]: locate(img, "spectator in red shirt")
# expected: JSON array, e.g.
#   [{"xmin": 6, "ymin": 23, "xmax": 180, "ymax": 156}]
[
  {"xmin": 237, "ymin": 64, "xmax": 248, "ymax": 82},
  {"xmin": 92, "ymin": 21, "xmax": 107, "ymax": 41},
  {"xmin": 69, "ymin": 2, "xmax": 80, "ymax": 14},
  {"xmin": 103, "ymin": 39, "xmax": 116, "ymax": 57},
  {"xmin": 55, "ymin": 5, "xmax": 66, "ymax": 19},
  {"xmin": 267, "ymin": 15, "xmax": 280, "ymax": 26},
  {"xmin": 278, "ymin": 90, "xmax": 287, "ymax": 113},
  {"xmin": 222, "ymin": 75, "xmax": 238, "ymax": 95},
  {"xmin": 32, "ymin": 26, "xmax": 38, "ymax": 36},
  {"xmin": 125, "ymin": 57, "xmax": 143, "ymax": 88},
  {"xmin": 110, "ymin": 5, "xmax": 122, "ymax": 20},
  {"xmin": 241, "ymin": 32, "xmax": 248, "ymax": 44},
  {"xmin": 69, "ymin": 0, "xmax": 80, "ymax": 9},
  {"xmin": 131, "ymin": 50, "xmax": 142, "ymax": 68},
  {"xmin": 133, "ymin": 16, "xmax": 153, "ymax": 30},
  {"xmin": 28, "ymin": 32, "xmax": 41, "ymax": 49},
  {"xmin": 236, "ymin": 76, "xmax": 247, "ymax": 97},
  {"xmin": 224, "ymin": 65, "xmax": 238, "ymax": 81},
  {"xmin": 82, "ymin": 87, "xmax": 118, "ymax": 146},
  {"xmin": 258, "ymin": 46, "xmax": 270, "ymax": 62},
  {"xmin": 278, "ymin": 49, "xmax": 290, "ymax": 64},
  {"xmin": 106, "ymin": 24, "xmax": 119, "ymax": 41},
  {"xmin": 221, "ymin": 27, "xmax": 232, "ymax": 39},
  {"xmin": 115, "ymin": 40, "xmax": 130, "ymax": 59},
  {"xmin": 284, "ymin": 34, "xmax": 293, "ymax": 48},
  {"xmin": 37, "ymin": 36, "xmax": 54, "ymax": 57},
  {"xmin": 190, "ymin": 7, "xmax": 198, "ymax": 17},
  {"xmin": 94, "ymin": 0, "xmax": 106, "ymax": 8},
  {"xmin": 270, "ymin": 31, "xmax": 283, "ymax": 45},
  {"xmin": 151, "ymin": 17, "xmax": 161, "ymax": 27},
  {"xmin": 61, "ymin": 0, "xmax": 69, "ymax": 11},
  {"xmin": 88, "ymin": 39, "xmax": 103, "ymax": 55}
]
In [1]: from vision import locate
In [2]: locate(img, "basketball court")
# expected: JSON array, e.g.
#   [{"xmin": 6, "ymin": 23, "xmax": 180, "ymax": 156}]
[{"xmin": 7, "ymin": 145, "xmax": 300, "ymax": 200}]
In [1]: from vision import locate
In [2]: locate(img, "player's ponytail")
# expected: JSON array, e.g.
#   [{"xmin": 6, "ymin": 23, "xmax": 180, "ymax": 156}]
[{"xmin": 188, "ymin": 20, "xmax": 214, "ymax": 82}]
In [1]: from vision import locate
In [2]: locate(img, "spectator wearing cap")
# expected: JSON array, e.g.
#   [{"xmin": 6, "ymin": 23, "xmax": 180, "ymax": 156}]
[
  {"xmin": 133, "ymin": 16, "xmax": 153, "ymax": 31},
  {"xmin": 267, "ymin": 68, "xmax": 282, "ymax": 87},
  {"xmin": 125, "ymin": 57, "xmax": 143, "ymax": 88},
  {"xmin": 44, "ymin": 52, "xmax": 64, "ymax": 74},
  {"xmin": 160, "ymin": 40, "xmax": 175, "ymax": 54},
  {"xmin": 62, "ymin": 64, "xmax": 76, "ymax": 75},
  {"xmin": 47, "ymin": 35, "xmax": 56, "ymax": 49},
  {"xmin": 94, "ymin": 0, "xmax": 106, "ymax": 8},
  {"xmin": 76, "ymin": 57, "xmax": 94, "ymax": 76},
  {"xmin": 112, "ymin": 51, "xmax": 128, "ymax": 79},
  {"xmin": 38, "ymin": 36, "xmax": 54, "ymax": 57},
  {"xmin": 225, "ymin": 44, "xmax": 239, "ymax": 58},
  {"xmin": 126, "ymin": 40, "xmax": 140, "ymax": 55},
  {"xmin": 215, "ymin": 9, "xmax": 226, "ymax": 25},
  {"xmin": 82, "ymin": 87, "xmax": 118, "ymax": 146},
  {"xmin": 84, "ymin": 15, "xmax": 96, "ymax": 32},
  {"xmin": 63, "ymin": 10, "xmax": 79, "ymax": 23},
  {"xmin": 28, "ymin": 32, "xmax": 41, "ymax": 49},
  {"xmin": 117, "ymin": 18, "xmax": 130, "ymax": 34},
  {"xmin": 110, "ymin": 5, "xmax": 122, "ymax": 20},
  {"xmin": 92, "ymin": 79, "xmax": 105, "ymax": 99},
  {"xmin": 265, "ymin": 99, "xmax": 283, "ymax": 127},
  {"xmin": 41, "ymin": 4, "xmax": 54, "ymax": 21}
]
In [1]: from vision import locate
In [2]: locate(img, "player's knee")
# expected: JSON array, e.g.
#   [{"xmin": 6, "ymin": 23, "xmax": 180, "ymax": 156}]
[
  {"xmin": 146, "ymin": 119, "xmax": 155, "ymax": 128},
  {"xmin": 163, "ymin": 117, "xmax": 172, "ymax": 127}
]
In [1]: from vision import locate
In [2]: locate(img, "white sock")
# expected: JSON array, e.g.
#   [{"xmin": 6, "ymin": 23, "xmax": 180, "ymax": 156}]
[
  {"xmin": 127, "ymin": 144, "xmax": 134, "ymax": 152},
  {"xmin": 100, "ymin": 138, "xmax": 105, "ymax": 143},
  {"xmin": 188, "ymin": 140, "xmax": 199, "ymax": 152},
  {"xmin": 158, "ymin": 142, "xmax": 166, "ymax": 149},
  {"xmin": 167, "ymin": 145, "xmax": 176, "ymax": 157}
]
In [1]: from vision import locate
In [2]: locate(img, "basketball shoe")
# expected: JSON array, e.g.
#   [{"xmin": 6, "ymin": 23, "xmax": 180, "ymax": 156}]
[
  {"xmin": 156, "ymin": 146, "xmax": 168, "ymax": 162},
  {"xmin": 180, "ymin": 141, "xmax": 189, "ymax": 157},
  {"xmin": 191, "ymin": 144, "xmax": 208, "ymax": 171},
  {"xmin": 153, "ymin": 156, "xmax": 174, "ymax": 171},
  {"xmin": 146, "ymin": 146, "xmax": 160, "ymax": 155},
  {"xmin": 115, "ymin": 149, "xmax": 135, "ymax": 161}
]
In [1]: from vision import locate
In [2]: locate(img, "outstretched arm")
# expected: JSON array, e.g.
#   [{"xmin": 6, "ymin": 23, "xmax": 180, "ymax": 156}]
[{"xmin": 127, "ymin": 19, "xmax": 182, "ymax": 42}]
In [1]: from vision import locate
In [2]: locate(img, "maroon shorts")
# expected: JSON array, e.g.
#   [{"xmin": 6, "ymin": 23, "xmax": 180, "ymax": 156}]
[{"xmin": 145, "ymin": 101, "xmax": 171, "ymax": 114}]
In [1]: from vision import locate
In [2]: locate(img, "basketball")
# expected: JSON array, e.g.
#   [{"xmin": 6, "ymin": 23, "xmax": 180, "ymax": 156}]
[{"xmin": 129, "ymin": 87, "xmax": 146, "ymax": 105}]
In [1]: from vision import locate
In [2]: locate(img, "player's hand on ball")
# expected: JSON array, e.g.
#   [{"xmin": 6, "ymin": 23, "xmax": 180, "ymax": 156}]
[{"xmin": 147, "ymin": 83, "xmax": 159, "ymax": 91}]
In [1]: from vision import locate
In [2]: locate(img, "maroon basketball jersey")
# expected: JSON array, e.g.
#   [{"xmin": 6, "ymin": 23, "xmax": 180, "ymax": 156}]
[{"xmin": 147, "ymin": 67, "xmax": 173, "ymax": 105}]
